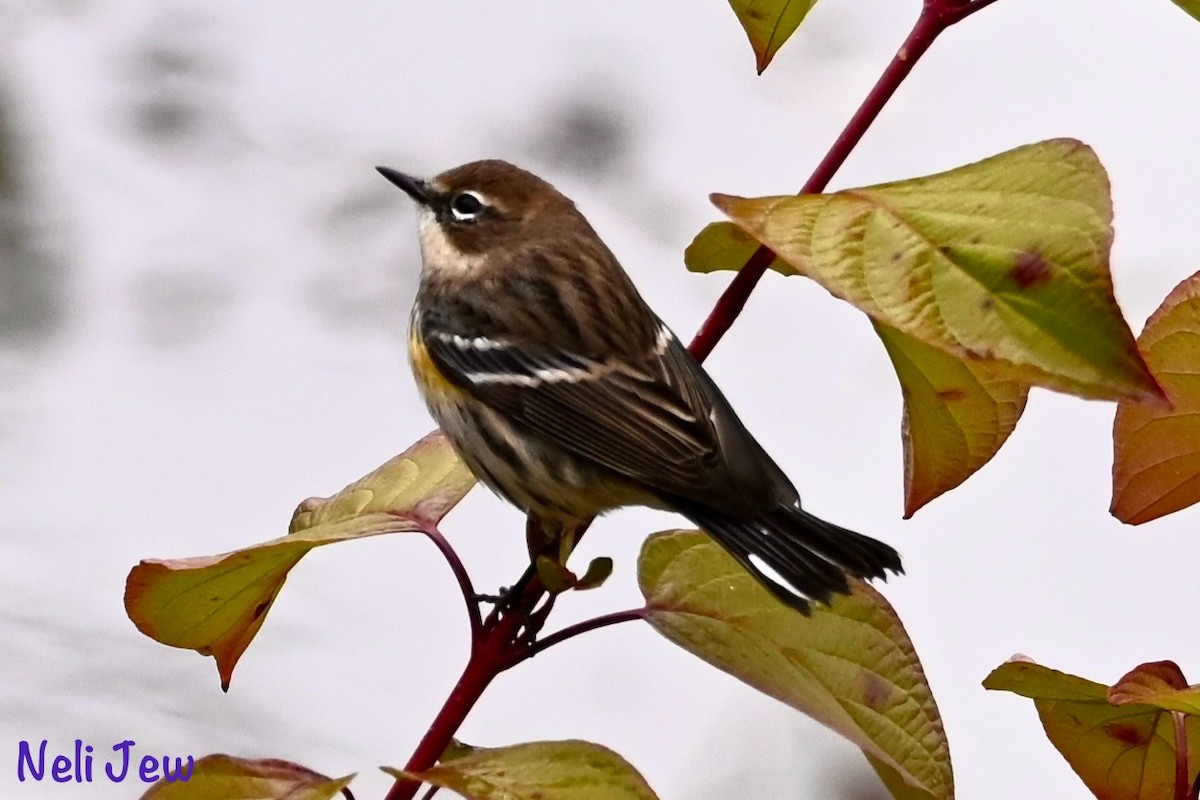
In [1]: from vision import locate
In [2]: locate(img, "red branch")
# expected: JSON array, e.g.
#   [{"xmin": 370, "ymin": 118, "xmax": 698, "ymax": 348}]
[
  {"xmin": 689, "ymin": 0, "xmax": 996, "ymax": 361},
  {"xmin": 384, "ymin": 578, "xmax": 546, "ymax": 800},
  {"xmin": 384, "ymin": 2, "xmax": 1002, "ymax": 798}
]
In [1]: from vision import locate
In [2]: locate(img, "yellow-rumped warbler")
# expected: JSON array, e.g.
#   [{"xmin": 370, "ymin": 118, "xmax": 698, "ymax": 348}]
[{"xmin": 378, "ymin": 159, "xmax": 901, "ymax": 612}]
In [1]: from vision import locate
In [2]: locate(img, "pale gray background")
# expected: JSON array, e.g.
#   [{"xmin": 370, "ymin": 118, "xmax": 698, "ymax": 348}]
[{"xmin": 2, "ymin": 1, "xmax": 1198, "ymax": 798}]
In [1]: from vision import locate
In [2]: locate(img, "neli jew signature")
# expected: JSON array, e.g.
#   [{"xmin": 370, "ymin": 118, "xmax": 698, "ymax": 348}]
[{"xmin": 17, "ymin": 740, "xmax": 193, "ymax": 784}]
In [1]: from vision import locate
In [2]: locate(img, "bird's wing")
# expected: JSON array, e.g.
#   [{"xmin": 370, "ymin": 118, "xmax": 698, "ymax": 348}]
[{"xmin": 420, "ymin": 319, "xmax": 783, "ymax": 508}]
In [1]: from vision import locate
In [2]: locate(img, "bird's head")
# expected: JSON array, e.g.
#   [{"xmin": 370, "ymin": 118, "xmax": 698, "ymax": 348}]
[{"xmin": 377, "ymin": 160, "xmax": 583, "ymax": 273}]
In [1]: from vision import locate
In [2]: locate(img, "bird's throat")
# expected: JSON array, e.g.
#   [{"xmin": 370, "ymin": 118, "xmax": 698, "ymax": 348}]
[{"xmin": 417, "ymin": 209, "xmax": 486, "ymax": 278}]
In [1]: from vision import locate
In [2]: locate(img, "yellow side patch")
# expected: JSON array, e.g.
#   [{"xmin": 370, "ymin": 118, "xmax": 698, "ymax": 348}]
[{"xmin": 408, "ymin": 330, "xmax": 461, "ymax": 400}]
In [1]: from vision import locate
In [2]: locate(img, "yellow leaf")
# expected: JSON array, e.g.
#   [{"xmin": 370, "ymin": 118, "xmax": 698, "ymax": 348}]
[
  {"xmin": 639, "ymin": 530, "xmax": 952, "ymax": 799},
  {"xmin": 726, "ymin": 0, "xmax": 820, "ymax": 74},
  {"xmin": 1170, "ymin": 0, "xmax": 1200, "ymax": 23},
  {"xmin": 866, "ymin": 753, "xmax": 946, "ymax": 800},
  {"xmin": 875, "ymin": 321, "xmax": 1029, "ymax": 517},
  {"xmin": 985, "ymin": 657, "xmax": 1200, "ymax": 799},
  {"xmin": 1113, "ymin": 270, "xmax": 1200, "ymax": 523},
  {"xmin": 139, "ymin": 754, "xmax": 352, "ymax": 800},
  {"xmin": 386, "ymin": 739, "xmax": 659, "ymax": 800},
  {"xmin": 686, "ymin": 224, "xmax": 1029, "ymax": 516},
  {"xmin": 711, "ymin": 139, "xmax": 1163, "ymax": 404},
  {"xmin": 684, "ymin": 221, "xmax": 770, "ymax": 274},
  {"xmin": 124, "ymin": 431, "xmax": 475, "ymax": 689}
]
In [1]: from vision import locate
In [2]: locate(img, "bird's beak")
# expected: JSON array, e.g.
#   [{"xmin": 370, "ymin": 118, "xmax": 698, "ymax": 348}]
[{"xmin": 376, "ymin": 166, "xmax": 431, "ymax": 206}]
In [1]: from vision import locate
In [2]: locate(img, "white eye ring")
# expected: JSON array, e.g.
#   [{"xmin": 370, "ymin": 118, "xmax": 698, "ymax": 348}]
[{"xmin": 449, "ymin": 190, "xmax": 486, "ymax": 222}]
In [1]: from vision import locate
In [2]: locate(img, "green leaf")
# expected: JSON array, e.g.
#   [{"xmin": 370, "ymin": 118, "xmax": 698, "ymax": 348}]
[
  {"xmin": 984, "ymin": 657, "xmax": 1200, "ymax": 799},
  {"xmin": 639, "ymin": 530, "xmax": 952, "ymax": 799},
  {"xmin": 139, "ymin": 755, "xmax": 352, "ymax": 799},
  {"xmin": 875, "ymin": 321, "xmax": 1029, "ymax": 517},
  {"xmin": 710, "ymin": 139, "xmax": 1164, "ymax": 404},
  {"xmin": 1112, "ymin": 270, "xmax": 1200, "ymax": 524},
  {"xmin": 386, "ymin": 740, "xmax": 660, "ymax": 800},
  {"xmin": 124, "ymin": 430, "xmax": 475, "ymax": 689},
  {"xmin": 684, "ymin": 221, "xmax": 771, "ymax": 274},
  {"xmin": 286, "ymin": 430, "xmax": 475, "ymax": 534},
  {"xmin": 1170, "ymin": 0, "xmax": 1200, "ymax": 22},
  {"xmin": 726, "ymin": 0, "xmax": 820, "ymax": 74},
  {"xmin": 536, "ymin": 555, "xmax": 576, "ymax": 594},
  {"xmin": 686, "ymin": 224, "xmax": 1029, "ymax": 516},
  {"xmin": 983, "ymin": 658, "xmax": 1108, "ymax": 702},
  {"xmin": 575, "ymin": 556, "xmax": 614, "ymax": 591}
]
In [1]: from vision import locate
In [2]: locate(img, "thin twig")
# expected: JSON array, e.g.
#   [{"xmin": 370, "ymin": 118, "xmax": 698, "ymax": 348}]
[
  {"xmin": 421, "ymin": 525, "xmax": 483, "ymax": 644},
  {"xmin": 524, "ymin": 609, "xmax": 648, "ymax": 658},
  {"xmin": 418, "ymin": 785, "xmax": 440, "ymax": 800},
  {"xmin": 957, "ymin": 0, "xmax": 1003, "ymax": 21}
]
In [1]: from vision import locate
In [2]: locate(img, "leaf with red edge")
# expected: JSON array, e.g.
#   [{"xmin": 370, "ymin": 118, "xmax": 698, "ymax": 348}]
[
  {"xmin": 139, "ymin": 754, "xmax": 352, "ymax": 799},
  {"xmin": 726, "ymin": 0, "xmax": 821, "ymax": 74},
  {"xmin": 876, "ymin": 321, "xmax": 1029, "ymax": 517},
  {"xmin": 1112, "ymin": 271, "xmax": 1200, "ymax": 524},
  {"xmin": 124, "ymin": 431, "xmax": 474, "ymax": 689},
  {"xmin": 639, "ymin": 530, "xmax": 952, "ymax": 799},
  {"xmin": 1109, "ymin": 661, "xmax": 1200, "ymax": 716},
  {"xmin": 984, "ymin": 656, "xmax": 1200, "ymax": 799},
  {"xmin": 711, "ymin": 139, "xmax": 1163, "ymax": 405},
  {"xmin": 386, "ymin": 740, "xmax": 660, "ymax": 800}
]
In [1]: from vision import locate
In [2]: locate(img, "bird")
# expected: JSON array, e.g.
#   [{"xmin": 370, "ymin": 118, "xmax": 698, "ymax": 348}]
[{"xmin": 377, "ymin": 159, "xmax": 902, "ymax": 613}]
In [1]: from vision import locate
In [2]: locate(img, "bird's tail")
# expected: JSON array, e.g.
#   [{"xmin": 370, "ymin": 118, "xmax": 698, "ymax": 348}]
[{"xmin": 677, "ymin": 501, "xmax": 903, "ymax": 614}]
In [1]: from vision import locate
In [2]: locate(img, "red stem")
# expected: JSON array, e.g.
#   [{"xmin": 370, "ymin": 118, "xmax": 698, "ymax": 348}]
[
  {"xmin": 384, "ymin": 579, "xmax": 543, "ymax": 800},
  {"xmin": 1175, "ymin": 711, "xmax": 1191, "ymax": 800},
  {"xmin": 526, "ymin": 608, "xmax": 647, "ymax": 657},
  {"xmin": 387, "ymin": 661, "xmax": 496, "ymax": 797},
  {"xmin": 689, "ymin": 0, "xmax": 994, "ymax": 362},
  {"xmin": 384, "ymin": 2, "xmax": 1002, "ymax": 797},
  {"xmin": 421, "ymin": 525, "xmax": 483, "ymax": 642}
]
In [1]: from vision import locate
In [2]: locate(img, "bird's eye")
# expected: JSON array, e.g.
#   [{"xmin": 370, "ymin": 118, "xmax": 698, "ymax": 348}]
[{"xmin": 449, "ymin": 191, "xmax": 485, "ymax": 222}]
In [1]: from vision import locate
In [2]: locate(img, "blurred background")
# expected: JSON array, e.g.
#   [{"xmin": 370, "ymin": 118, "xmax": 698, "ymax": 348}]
[{"xmin": 2, "ymin": 1, "xmax": 1198, "ymax": 797}]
